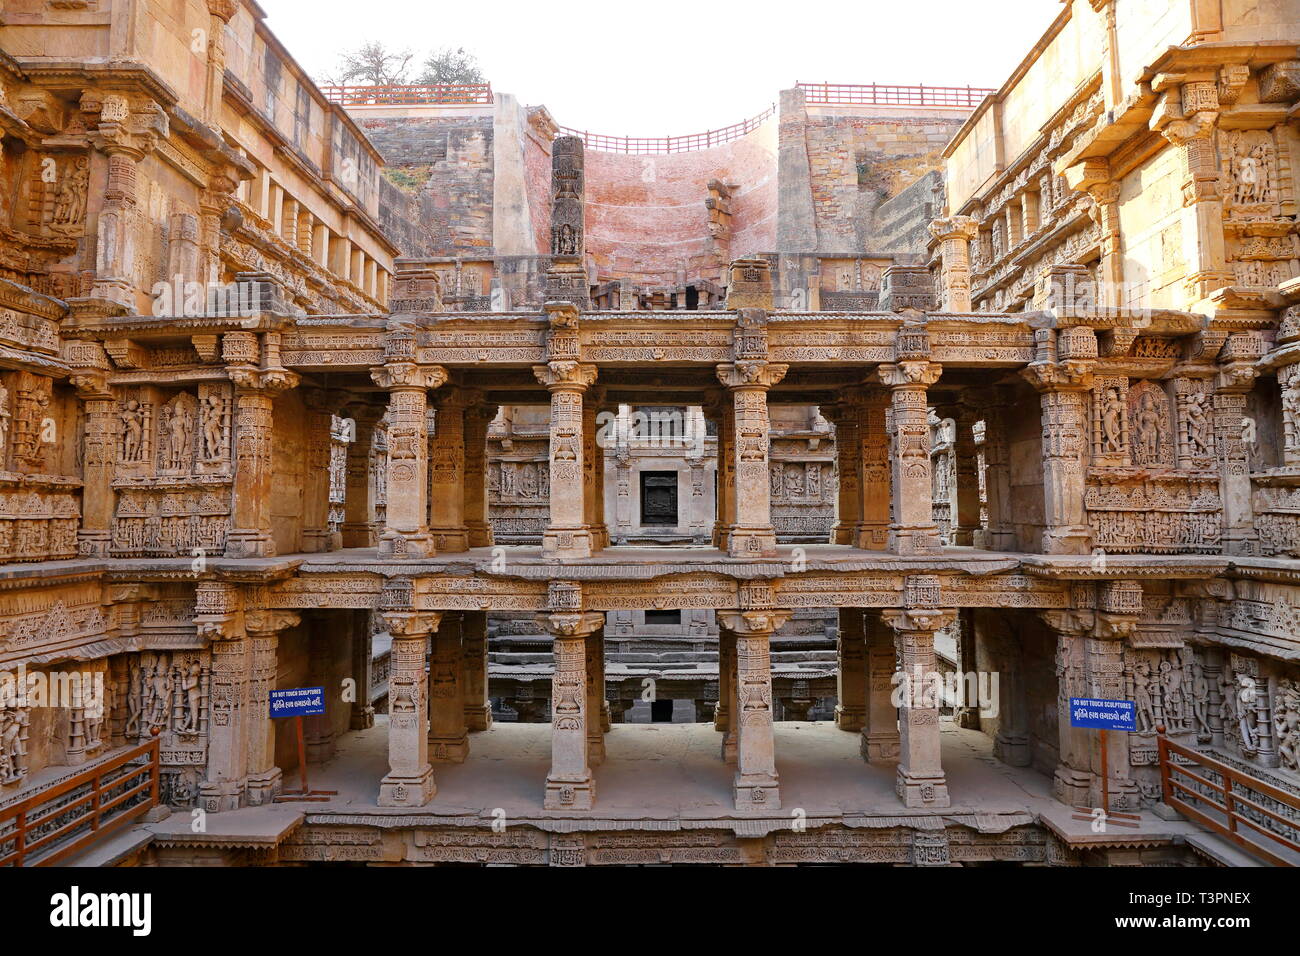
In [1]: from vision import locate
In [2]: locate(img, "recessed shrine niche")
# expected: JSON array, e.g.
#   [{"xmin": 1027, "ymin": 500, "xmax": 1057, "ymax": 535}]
[
  {"xmin": 1085, "ymin": 375, "xmax": 1222, "ymax": 554},
  {"xmin": 0, "ymin": 369, "xmax": 80, "ymax": 562},
  {"xmin": 112, "ymin": 382, "xmax": 232, "ymax": 557}
]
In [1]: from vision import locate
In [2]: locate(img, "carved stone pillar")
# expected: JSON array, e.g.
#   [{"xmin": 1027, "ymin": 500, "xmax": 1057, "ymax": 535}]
[
  {"xmin": 341, "ymin": 404, "xmax": 382, "ymax": 547},
  {"xmin": 973, "ymin": 388, "xmax": 1016, "ymax": 550},
  {"xmin": 986, "ymin": 622, "xmax": 1031, "ymax": 767},
  {"xmin": 710, "ymin": 394, "xmax": 736, "ymax": 549},
  {"xmin": 203, "ymin": 1, "xmax": 238, "ymax": 125},
  {"xmin": 882, "ymin": 607, "xmax": 956, "ymax": 808},
  {"xmin": 89, "ymin": 99, "xmax": 162, "ymax": 307},
  {"xmin": 379, "ymin": 609, "xmax": 440, "ymax": 807},
  {"xmin": 928, "ymin": 215, "xmax": 978, "ymax": 312},
  {"xmin": 857, "ymin": 390, "xmax": 891, "ymax": 550},
  {"xmin": 461, "ymin": 610, "xmax": 491, "ymax": 732},
  {"xmin": 834, "ymin": 608, "xmax": 866, "ymax": 732},
  {"xmin": 301, "ymin": 389, "xmax": 334, "ymax": 553},
  {"xmin": 952, "ymin": 405, "xmax": 982, "ymax": 546},
  {"xmin": 826, "ymin": 396, "xmax": 861, "ymax": 545},
  {"xmin": 428, "ymin": 388, "xmax": 469, "ymax": 552},
  {"xmin": 719, "ymin": 609, "xmax": 790, "ymax": 810},
  {"xmin": 862, "ymin": 611, "xmax": 900, "ymax": 761},
  {"xmin": 1023, "ymin": 345, "xmax": 1093, "ymax": 555},
  {"xmin": 716, "ymin": 362, "xmax": 787, "ymax": 558},
  {"xmin": 539, "ymin": 610, "xmax": 603, "ymax": 809},
  {"xmin": 370, "ymin": 359, "xmax": 447, "ymax": 558},
  {"xmin": 716, "ymin": 621, "xmax": 737, "ymax": 763},
  {"xmin": 1216, "ymin": 334, "xmax": 1265, "ymax": 554},
  {"xmin": 1042, "ymin": 607, "xmax": 1097, "ymax": 806},
  {"xmin": 582, "ymin": 387, "xmax": 609, "ymax": 551},
  {"xmin": 243, "ymin": 610, "xmax": 299, "ymax": 806},
  {"xmin": 584, "ymin": 621, "xmax": 607, "ymax": 766},
  {"xmin": 195, "ymin": 583, "xmax": 247, "ymax": 813},
  {"xmin": 533, "ymin": 361, "xmax": 598, "ymax": 560},
  {"xmin": 879, "ymin": 359, "xmax": 943, "ymax": 555},
  {"xmin": 70, "ymin": 369, "xmax": 116, "ymax": 557},
  {"xmin": 224, "ymin": 331, "xmax": 299, "ymax": 558},
  {"xmin": 428, "ymin": 613, "xmax": 468, "ymax": 763},
  {"xmin": 350, "ymin": 610, "xmax": 375, "ymax": 731},
  {"xmin": 463, "ymin": 401, "xmax": 495, "ymax": 548}
]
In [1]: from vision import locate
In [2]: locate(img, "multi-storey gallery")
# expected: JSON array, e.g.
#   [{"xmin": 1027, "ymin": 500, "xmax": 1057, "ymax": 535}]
[{"xmin": 0, "ymin": 0, "xmax": 1298, "ymax": 869}]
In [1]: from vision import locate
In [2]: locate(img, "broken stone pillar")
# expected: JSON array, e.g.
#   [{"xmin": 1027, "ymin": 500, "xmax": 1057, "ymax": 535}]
[
  {"xmin": 371, "ymin": 328, "xmax": 448, "ymax": 558},
  {"xmin": 243, "ymin": 610, "xmax": 299, "ymax": 805},
  {"xmin": 882, "ymin": 607, "xmax": 955, "ymax": 808},
  {"xmin": 724, "ymin": 257, "xmax": 774, "ymax": 310},
  {"xmin": 428, "ymin": 388, "xmax": 470, "ymax": 553},
  {"xmin": 880, "ymin": 342, "xmax": 943, "ymax": 555},
  {"xmin": 539, "ymin": 608, "xmax": 603, "ymax": 810},
  {"xmin": 544, "ymin": 135, "xmax": 591, "ymax": 309},
  {"xmin": 428, "ymin": 613, "xmax": 468, "ymax": 762},
  {"xmin": 716, "ymin": 622, "xmax": 737, "ymax": 763},
  {"xmin": 716, "ymin": 357, "xmax": 787, "ymax": 558},
  {"xmin": 224, "ymin": 331, "xmax": 299, "ymax": 557},
  {"xmin": 835, "ymin": 608, "xmax": 867, "ymax": 732},
  {"xmin": 584, "ymin": 621, "xmax": 607, "ymax": 766},
  {"xmin": 862, "ymin": 610, "xmax": 900, "ymax": 761},
  {"xmin": 461, "ymin": 610, "xmax": 492, "ymax": 732},
  {"xmin": 928, "ymin": 215, "xmax": 978, "ymax": 312},
  {"xmin": 379, "ymin": 607, "xmax": 439, "ymax": 807},
  {"xmin": 719, "ymin": 609, "xmax": 790, "ymax": 811}
]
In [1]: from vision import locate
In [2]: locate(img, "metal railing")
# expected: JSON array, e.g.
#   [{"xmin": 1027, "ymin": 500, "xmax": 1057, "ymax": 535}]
[
  {"xmin": 559, "ymin": 104, "xmax": 776, "ymax": 155},
  {"xmin": 797, "ymin": 82, "xmax": 994, "ymax": 109},
  {"xmin": 1158, "ymin": 732, "xmax": 1300, "ymax": 867},
  {"xmin": 320, "ymin": 83, "xmax": 494, "ymax": 106},
  {"xmin": 0, "ymin": 739, "xmax": 159, "ymax": 867}
]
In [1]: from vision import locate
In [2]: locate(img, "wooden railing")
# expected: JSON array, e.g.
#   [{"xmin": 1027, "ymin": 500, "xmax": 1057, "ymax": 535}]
[
  {"xmin": 796, "ymin": 82, "xmax": 994, "ymax": 109},
  {"xmin": 0, "ymin": 739, "xmax": 159, "ymax": 867},
  {"xmin": 1158, "ymin": 732, "xmax": 1300, "ymax": 867},
  {"xmin": 559, "ymin": 104, "xmax": 776, "ymax": 155},
  {"xmin": 320, "ymin": 83, "xmax": 494, "ymax": 106}
]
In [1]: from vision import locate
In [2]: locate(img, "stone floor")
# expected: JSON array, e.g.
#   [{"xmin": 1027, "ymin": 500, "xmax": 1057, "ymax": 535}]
[{"xmin": 306, "ymin": 719, "xmax": 1054, "ymax": 821}]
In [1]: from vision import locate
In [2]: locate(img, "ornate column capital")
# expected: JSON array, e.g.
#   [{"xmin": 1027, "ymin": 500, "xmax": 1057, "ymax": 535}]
[
  {"xmin": 927, "ymin": 215, "xmax": 978, "ymax": 243},
  {"xmin": 243, "ymin": 610, "xmax": 302, "ymax": 636},
  {"xmin": 379, "ymin": 610, "xmax": 443, "ymax": 638},
  {"xmin": 532, "ymin": 361, "xmax": 597, "ymax": 391},
  {"xmin": 881, "ymin": 607, "xmax": 958, "ymax": 634},
  {"xmin": 715, "ymin": 361, "xmax": 787, "ymax": 390},
  {"xmin": 877, "ymin": 360, "xmax": 942, "ymax": 389},
  {"xmin": 371, "ymin": 363, "xmax": 448, "ymax": 391},
  {"xmin": 536, "ymin": 611, "xmax": 605, "ymax": 638},
  {"xmin": 716, "ymin": 608, "xmax": 792, "ymax": 636}
]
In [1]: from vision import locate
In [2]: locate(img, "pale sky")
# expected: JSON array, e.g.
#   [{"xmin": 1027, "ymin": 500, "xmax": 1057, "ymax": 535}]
[{"xmin": 260, "ymin": 0, "xmax": 1065, "ymax": 136}]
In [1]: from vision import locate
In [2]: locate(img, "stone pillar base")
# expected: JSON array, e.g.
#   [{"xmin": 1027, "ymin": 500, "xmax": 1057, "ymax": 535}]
[
  {"xmin": 244, "ymin": 768, "xmax": 283, "ymax": 807},
  {"xmin": 224, "ymin": 530, "xmax": 275, "ymax": 558},
  {"xmin": 300, "ymin": 529, "xmax": 332, "ymax": 553},
  {"xmin": 896, "ymin": 769, "xmax": 950, "ymax": 808},
  {"xmin": 351, "ymin": 706, "xmax": 376, "ymax": 731},
  {"xmin": 1053, "ymin": 766, "xmax": 1094, "ymax": 806},
  {"xmin": 888, "ymin": 526, "xmax": 942, "ymax": 555},
  {"xmin": 429, "ymin": 734, "xmax": 469, "ymax": 763},
  {"xmin": 544, "ymin": 774, "xmax": 595, "ymax": 810},
  {"xmin": 600, "ymin": 700, "xmax": 611, "ymax": 733},
  {"xmin": 861, "ymin": 732, "xmax": 900, "ymax": 762},
  {"xmin": 198, "ymin": 781, "xmax": 244, "ymax": 814},
  {"xmin": 727, "ymin": 528, "xmax": 777, "ymax": 558},
  {"xmin": 465, "ymin": 704, "xmax": 493, "ymax": 732},
  {"xmin": 994, "ymin": 731, "xmax": 1032, "ymax": 767},
  {"xmin": 542, "ymin": 528, "xmax": 594, "ymax": 559},
  {"xmin": 734, "ymin": 773, "xmax": 780, "ymax": 811},
  {"xmin": 379, "ymin": 531, "xmax": 434, "ymax": 559},
  {"xmin": 834, "ymin": 705, "xmax": 865, "ymax": 733},
  {"xmin": 721, "ymin": 730, "xmax": 737, "ymax": 764},
  {"xmin": 466, "ymin": 522, "xmax": 493, "ymax": 548},
  {"xmin": 378, "ymin": 766, "xmax": 436, "ymax": 807},
  {"xmin": 428, "ymin": 529, "xmax": 470, "ymax": 553},
  {"xmin": 1041, "ymin": 526, "xmax": 1092, "ymax": 555},
  {"xmin": 587, "ymin": 734, "xmax": 605, "ymax": 766}
]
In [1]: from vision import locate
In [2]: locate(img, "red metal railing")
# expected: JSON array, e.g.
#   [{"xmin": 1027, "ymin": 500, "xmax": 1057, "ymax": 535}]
[
  {"xmin": 1158, "ymin": 732, "xmax": 1300, "ymax": 867},
  {"xmin": 797, "ymin": 82, "xmax": 994, "ymax": 109},
  {"xmin": 559, "ymin": 104, "xmax": 776, "ymax": 155},
  {"xmin": 321, "ymin": 83, "xmax": 494, "ymax": 106},
  {"xmin": 0, "ymin": 739, "xmax": 159, "ymax": 867}
]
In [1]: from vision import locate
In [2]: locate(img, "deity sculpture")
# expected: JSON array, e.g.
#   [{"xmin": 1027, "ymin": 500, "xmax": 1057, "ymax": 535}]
[
  {"xmin": 1185, "ymin": 391, "xmax": 1212, "ymax": 457},
  {"xmin": 1101, "ymin": 388, "xmax": 1124, "ymax": 453},
  {"xmin": 121, "ymin": 400, "xmax": 144, "ymax": 462},
  {"xmin": 1134, "ymin": 390, "xmax": 1163, "ymax": 464},
  {"xmin": 1236, "ymin": 674, "xmax": 1259, "ymax": 753},
  {"xmin": 202, "ymin": 393, "xmax": 225, "ymax": 459}
]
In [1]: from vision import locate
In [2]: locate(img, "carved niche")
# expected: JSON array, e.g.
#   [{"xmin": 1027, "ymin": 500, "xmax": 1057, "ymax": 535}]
[{"xmin": 1127, "ymin": 380, "xmax": 1174, "ymax": 469}]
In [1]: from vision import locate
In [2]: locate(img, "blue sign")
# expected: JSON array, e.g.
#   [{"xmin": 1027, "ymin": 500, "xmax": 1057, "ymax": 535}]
[
  {"xmin": 1069, "ymin": 697, "xmax": 1135, "ymax": 731},
  {"xmin": 270, "ymin": 686, "xmax": 326, "ymax": 718}
]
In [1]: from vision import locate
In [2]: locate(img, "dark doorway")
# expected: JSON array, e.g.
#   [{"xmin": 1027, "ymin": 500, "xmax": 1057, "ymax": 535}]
[
  {"xmin": 651, "ymin": 699, "xmax": 674, "ymax": 722},
  {"xmin": 644, "ymin": 609, "xmax": 682, "ymax": 626},
  {"xmin": 685, "ymin": 285, "xmax": 699, "ymax": 310},
  {"xmin": 640, "ymin": 471, "xmax": 678, "ymax": 526}
]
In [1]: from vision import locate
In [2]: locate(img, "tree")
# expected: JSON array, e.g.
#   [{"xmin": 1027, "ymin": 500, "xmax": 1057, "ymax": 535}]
[
  {"xmin": 416, "ymin": 47, "xmax": 485, "ymax": 86},
  {"xmin": 328, "ymin": 41, "xmax": 414, "ymax": 87}
]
